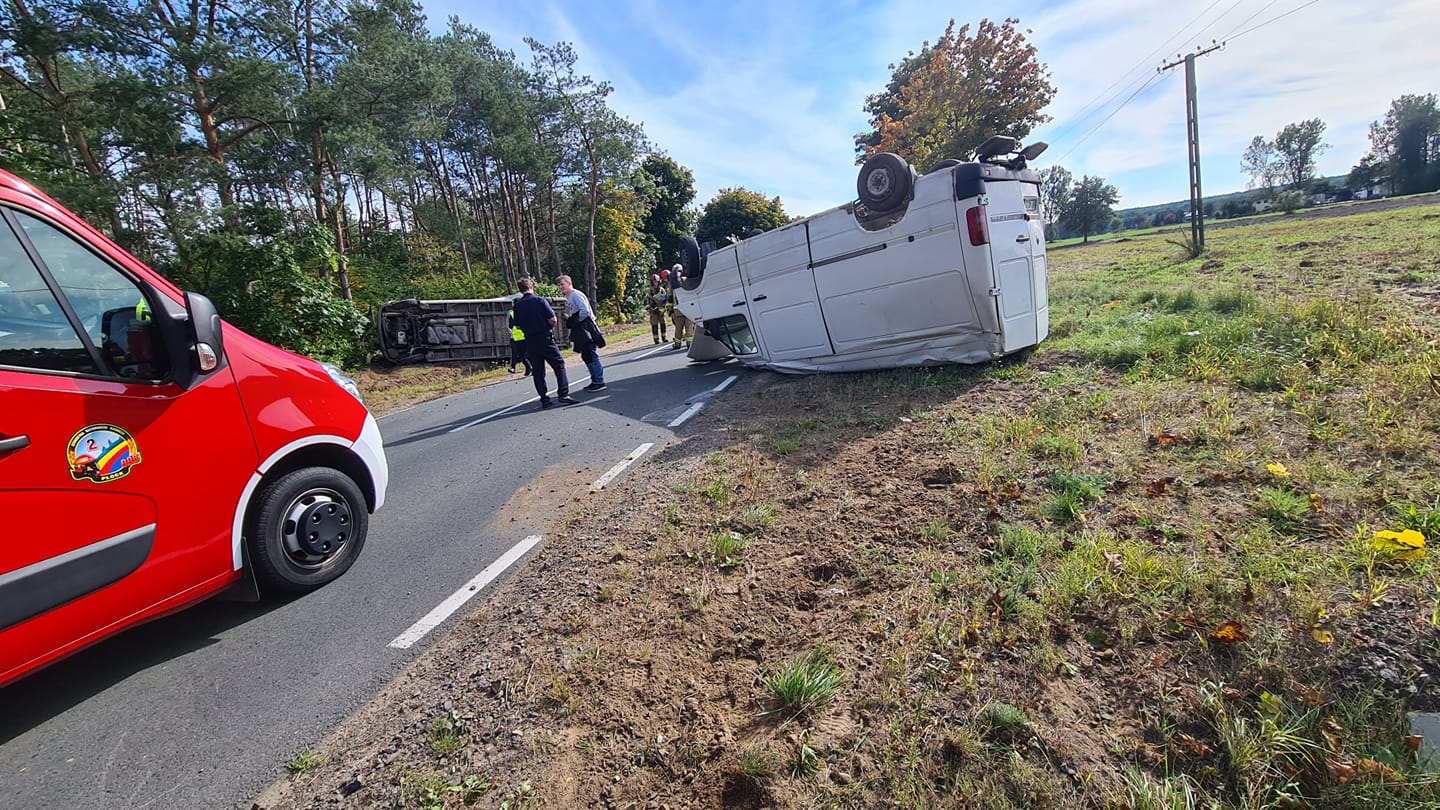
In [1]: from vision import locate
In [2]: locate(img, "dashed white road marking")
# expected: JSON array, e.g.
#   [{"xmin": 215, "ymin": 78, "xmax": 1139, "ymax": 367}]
[
  {"xmin": 591, "ymin": 443, "xmax": 654, "ymax": 491},
  {"xmin": 387, "ymin": 534, "xmax": 542, "ymax": 649}
]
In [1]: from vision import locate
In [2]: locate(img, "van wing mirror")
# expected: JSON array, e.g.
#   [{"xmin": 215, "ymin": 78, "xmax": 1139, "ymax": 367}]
[
  {"xmin": 163, "ymin": 291, "xmax": 226, "ymax": 389},
  {"xmin": 1020, "ymin": 142, "xmax": 1049, "ymax": 161},
  {"xmin": 185, "ymin": 291, "xmax": 224, "ymax": 372}
]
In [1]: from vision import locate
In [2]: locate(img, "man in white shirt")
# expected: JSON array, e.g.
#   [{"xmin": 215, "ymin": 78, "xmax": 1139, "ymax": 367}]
[{"xmin": 557, "ymin": 274, "xmax": 606, "ymax": 391}]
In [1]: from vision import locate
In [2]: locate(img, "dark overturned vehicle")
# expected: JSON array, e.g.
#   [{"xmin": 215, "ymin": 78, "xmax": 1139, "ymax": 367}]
[
  {"xmin": 376, "ymin": 296, "xmax": 569, "ymax": 364},
  {"xmin": 674, "ymin": 136, "xmax": 1051, "ymax": 373}
]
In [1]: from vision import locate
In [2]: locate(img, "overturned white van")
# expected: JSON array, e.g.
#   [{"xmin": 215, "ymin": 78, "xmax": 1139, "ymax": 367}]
[{"xmin": 675, "ymin": 136, "xmax": 1050, "ymax": 373}]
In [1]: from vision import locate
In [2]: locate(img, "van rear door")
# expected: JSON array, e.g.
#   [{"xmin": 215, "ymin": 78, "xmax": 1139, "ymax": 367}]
[{"xmin": 984, "ymin": 174, "xmax": 1047, "ymax": 352}]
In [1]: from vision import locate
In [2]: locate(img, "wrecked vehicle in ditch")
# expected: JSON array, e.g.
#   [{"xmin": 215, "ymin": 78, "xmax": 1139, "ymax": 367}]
[
  {"xmin": 376, "ymin": 296, "xmax": 569, "ymax": 364},
  {"xmin": 675, "ymin": 136, "xmax": 1050, "ymax": 373}
]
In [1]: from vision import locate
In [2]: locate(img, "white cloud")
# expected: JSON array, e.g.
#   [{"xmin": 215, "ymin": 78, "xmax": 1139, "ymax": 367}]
[{"xmin": 426, "ymin": 0, "xmax": 1436, "ymax": 213}]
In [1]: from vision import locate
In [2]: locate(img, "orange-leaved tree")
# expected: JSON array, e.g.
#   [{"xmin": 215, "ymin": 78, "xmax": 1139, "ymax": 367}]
[{"xmin": 855, "ymin": 18, "xmax": 1056, "ymax": 170}]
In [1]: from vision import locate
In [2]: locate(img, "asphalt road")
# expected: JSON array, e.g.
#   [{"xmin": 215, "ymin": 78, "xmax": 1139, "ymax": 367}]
[{"xmin": 0, "ymin": 340, "xmax": 744, "ymax": 810}]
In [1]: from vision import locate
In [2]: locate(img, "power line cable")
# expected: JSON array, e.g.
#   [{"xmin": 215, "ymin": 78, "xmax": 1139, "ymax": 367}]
[
  {"xmin": 1045, "ymin": 0, "xmax": 1228, "ymax": 142},
  {"xmin": 1049, "ymin": 70, "xmax": 1166, "ymax": 166},
  {"xmin": 1224, "ymin": 0, "xmax": 1321, "ymax": 42},
  {"xmin": 1214, "ymin": 0, "xmax": 1285, "ymax": 41}
]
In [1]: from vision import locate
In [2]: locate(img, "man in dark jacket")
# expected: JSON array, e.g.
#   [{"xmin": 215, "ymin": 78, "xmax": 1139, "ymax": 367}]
[
  {"xmin": 510, "ymin": 277, "xmax": 577, "ymax": 409},
  {"xmin": 506, "ymin": 301, "xmax": 532, "ymax": 376}
]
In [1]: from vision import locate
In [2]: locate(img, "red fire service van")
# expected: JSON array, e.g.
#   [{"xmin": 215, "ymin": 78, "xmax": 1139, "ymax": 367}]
[{"xmin": 0, "ymin": 168, "xmax": 389, "ymax": 688}]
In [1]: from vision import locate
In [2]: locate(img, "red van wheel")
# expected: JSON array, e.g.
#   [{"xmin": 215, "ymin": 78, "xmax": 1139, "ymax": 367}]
[{"xmin": 248, "ymin": 467, "xmax": 369, "ymax": 593}]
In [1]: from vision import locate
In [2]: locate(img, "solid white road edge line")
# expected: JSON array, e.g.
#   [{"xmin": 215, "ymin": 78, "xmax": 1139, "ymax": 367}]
[
  {"xmin": 667, "ymin": 374, "xmax": 738, "ymax": 428},
  {"xmin": 591, "ymin": 443, "xmax": 654, "ymax": 491},
  {"xmin": 387, "ymin": 534, "xmax": 543, "ymax": 649},
  {"xmin": 449, "ymin": 374, "xmax": 592, "ymax": 432}
]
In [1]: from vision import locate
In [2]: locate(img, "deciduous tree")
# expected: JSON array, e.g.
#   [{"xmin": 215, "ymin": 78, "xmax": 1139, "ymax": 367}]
[
  {"xmin": 695, "ymin": 188, "xmax": 787, "ymax": 249},
  {"xmin": 855, "ymin": 18, "xmax": 1055, "ymax": 170},
  {"xmin": 1060, "ymin": 175, "xmax": 1118, "ymax": 243},
  {"xmin": 1356, "ymin": 93, "xmax": 1440, "ymax": 195},
  {"xmin": 1038, "ymin": 165, "xmax": 1072, "ymax": 230},
  {"xmin": 635, "ymin": 154, "xmax": 695, "ymax": 271},
  {"xmin": 1273, "ymin": 119, "xmax": 1328, "ymax": 188},
  {"xmin": 1241, "ymin": 135, "xmax": 1279, "ymax": 194}
]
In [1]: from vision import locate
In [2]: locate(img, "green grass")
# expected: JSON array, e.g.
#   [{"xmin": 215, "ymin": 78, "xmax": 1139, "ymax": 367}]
[
  {"xmin": 707, "ymin": 530, "xmax": 749, "ymax": 568},
  {"xmin": 286, "ymin": 749, "xmax": 322, "ymax": 774},
  {"xmin": 759, "ymin": 650, "xmax": 844, "ymax": 715},
  {"xmin": 633, "ymin": 203, "xmax": 1440, "ymax": 808}
]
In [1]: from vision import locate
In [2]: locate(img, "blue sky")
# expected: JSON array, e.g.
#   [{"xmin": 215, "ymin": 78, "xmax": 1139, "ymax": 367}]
[{"xmin": 422, "ymin": 0, "xmax": 1436, "ymax": 217}]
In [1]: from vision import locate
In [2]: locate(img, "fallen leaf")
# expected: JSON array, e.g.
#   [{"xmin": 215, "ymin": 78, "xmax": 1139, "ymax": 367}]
[
  {"xmin": 1356, "ymin": 758, "xmax": 1403, "ymax": 782},
  {"xmin": 1372, "ymin": 529, "xmax": 1426, "ymax": 561},
  {"xmin": 1321, "ymin": 719, "xmax": 1345, "ymax": 752},
  {"xmin": 1266, "ymin": 462, "xmax": 1291, "ymax": 478},
  {"xmin": 1174, "ymin": 732, "xmax": 1213, "ymax": 757},
  {"xmin": 1146, "ymin": 477, "xmax": 1176, "ymax": 497},
  {"xmin": 1311, "ymin": 628, "xmax": 1334, "ymax": 644},
  {"xmin": 1295, "ymin": 685, "xmax": 1328, "ymax": 708},
  {"xmin": 1209, "ymin": 621, "xmax": 1249, "ymax": 644},
  {"xmin": 1327, "ymin": 758, "xmax": 1356, "ymax": 784},
  {"xmin": 1147, "ymin": 432, "xmax": 1188, "ymax": 448},
  {"xmin": 1308, "ymin": 493, "xmax": 1324, "ymax": 512}
]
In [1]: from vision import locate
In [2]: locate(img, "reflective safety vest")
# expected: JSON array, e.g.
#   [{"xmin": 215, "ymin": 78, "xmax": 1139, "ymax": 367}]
[{"xmin": 508, "ymin": 309, "xmax": 524, "ymax": 341}]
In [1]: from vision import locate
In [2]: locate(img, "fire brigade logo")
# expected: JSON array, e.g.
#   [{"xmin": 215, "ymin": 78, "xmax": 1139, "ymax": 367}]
[{"xmin": 67, "ymin": 424, "xmax": 142, "ymax": 484}]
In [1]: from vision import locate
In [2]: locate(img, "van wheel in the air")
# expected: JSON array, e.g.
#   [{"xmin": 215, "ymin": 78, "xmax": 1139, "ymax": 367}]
[
  {"xmin": 247, "ymin": 466, "xmax": 369, "ymax": 593},
  {"xmin": 679, "ymin": 236, "xmax": 705, "ymax": 291},
  {"xmin": 857, "ymin": 152, "xmax": 913, "ymax": 212}
]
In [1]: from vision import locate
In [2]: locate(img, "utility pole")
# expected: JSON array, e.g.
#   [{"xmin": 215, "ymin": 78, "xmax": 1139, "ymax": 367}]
[{"xmin": 1160, "ymin": 42, "xmax": 1222, "ymax": 254}]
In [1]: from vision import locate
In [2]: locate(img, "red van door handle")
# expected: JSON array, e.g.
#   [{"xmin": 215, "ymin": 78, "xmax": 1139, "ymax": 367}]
[{"xmin": 0, "ymin": 434, "xmax": 31, "ymax": 453}]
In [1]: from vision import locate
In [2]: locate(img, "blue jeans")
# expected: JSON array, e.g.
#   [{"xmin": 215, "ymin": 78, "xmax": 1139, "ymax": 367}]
[{"xmin": 579, "ymin": 344, "xmax": 604, "ymax": 385}]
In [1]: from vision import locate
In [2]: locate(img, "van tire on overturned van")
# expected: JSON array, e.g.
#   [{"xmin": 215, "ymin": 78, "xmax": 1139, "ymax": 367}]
[
  {"xmin": 857, "ymin": 152, "xmax": 913, "ymax": 212},
  {"xmin": 678, "ymin": 236, "xmax": 705, "ymax": 291},
  {"xmin": 247, "ymin": 466, "xmax": 369, "ymax": 593}
]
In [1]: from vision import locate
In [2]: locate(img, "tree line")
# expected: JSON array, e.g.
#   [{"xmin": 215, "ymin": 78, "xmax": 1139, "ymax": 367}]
[
  {"xmin": 1, "ymin": 0, "xmax": 710, "ymax": 364},
  {"xmin": 1039, "ymin": 92, "xmax": 1440, "ymax": 242}
]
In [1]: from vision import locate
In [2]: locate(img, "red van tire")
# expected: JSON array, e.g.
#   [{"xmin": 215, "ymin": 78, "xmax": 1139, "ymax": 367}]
[{"xmin": 247, "ymin": 467, "xmax": 369, "ymax": 593}]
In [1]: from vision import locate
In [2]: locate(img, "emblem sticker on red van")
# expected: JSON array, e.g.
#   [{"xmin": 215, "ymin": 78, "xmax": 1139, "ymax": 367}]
[{"xmin": 67, "ymin": 424, "xmax": 143, "ymax": 483}]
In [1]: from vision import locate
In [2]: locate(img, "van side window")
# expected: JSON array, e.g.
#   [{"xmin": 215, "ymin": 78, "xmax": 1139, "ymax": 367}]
[
  {"xmin": 0, "ymin": 215, "xmax": 96, "ymax": 374},
  {"xmin": 706, "ymin": 314, "xmax": 759, "ymax": 355},
  {"xmin": 11, "ymin": 211, "xmax": 165, "ymax": 380}
]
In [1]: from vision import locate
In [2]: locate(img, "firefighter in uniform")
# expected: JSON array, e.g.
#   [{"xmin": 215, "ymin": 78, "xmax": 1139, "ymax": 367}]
[
  {"xmin": 647, "ymin": 273, "xmax": 669, "ymax": 344},
  {"xmin": 666, "ymin": 264, "xmax": 693, "ymax": 349}
]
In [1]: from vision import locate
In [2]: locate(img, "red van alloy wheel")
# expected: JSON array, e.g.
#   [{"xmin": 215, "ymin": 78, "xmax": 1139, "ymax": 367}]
[{"xmin": 248, "ymin": 466, "xmax": 369, "ymax": 593}]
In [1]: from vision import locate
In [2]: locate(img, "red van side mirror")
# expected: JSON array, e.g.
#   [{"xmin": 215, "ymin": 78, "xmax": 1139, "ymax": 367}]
[{"xmin": 156, "ymin": 291, "xmax": 226, "ymax": 389}]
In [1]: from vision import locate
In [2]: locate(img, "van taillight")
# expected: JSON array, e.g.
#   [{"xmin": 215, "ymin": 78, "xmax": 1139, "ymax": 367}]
[{"xmin": 966, "ymin": 206, "xmax": 989, "ymax": 246}]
